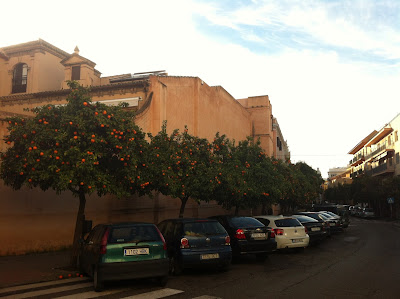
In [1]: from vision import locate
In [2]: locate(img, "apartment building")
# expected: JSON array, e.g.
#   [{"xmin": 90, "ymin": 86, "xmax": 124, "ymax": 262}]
[{"xmin": 348, "ymin": 113, "xmax": 400, "ymax": 179}]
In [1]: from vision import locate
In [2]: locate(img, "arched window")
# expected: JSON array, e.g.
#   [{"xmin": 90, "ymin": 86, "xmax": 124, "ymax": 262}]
[{"xmin": 12, "ymin": 63, "xmax": 28, "ymax": 93}]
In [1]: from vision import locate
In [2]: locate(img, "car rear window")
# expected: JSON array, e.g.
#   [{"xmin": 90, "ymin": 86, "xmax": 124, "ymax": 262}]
[
  {"xmin": 275, "ymin": 218, "xmax": 302, "ymax": 227},
  {"xmin": 295, "ymin": 215, "xmax": 318, "ymax": 223},
  {"xmin": 108, "ymin": 225, "xmax": 161, "ymax": 244},
  {"xmin": 183, "ymin": 221, "xmax": 227, "ymax": 236},
  {"xmin": 228, "ymin": 217, "xmax": 264, "ymax": 228}
]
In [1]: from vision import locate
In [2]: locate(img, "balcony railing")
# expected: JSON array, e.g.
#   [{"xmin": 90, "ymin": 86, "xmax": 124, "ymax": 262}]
[
  {"xmin": 365, "ymin": 143, "xmax": 394, "ymax": 161},
  {"xmin": 372, "ymin": 159, "xmax": 395, "ymax": 176}
]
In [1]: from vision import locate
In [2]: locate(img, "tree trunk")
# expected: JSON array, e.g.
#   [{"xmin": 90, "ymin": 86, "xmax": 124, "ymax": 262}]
[
  {"xmin": 70, "ymin": 189, "xmax": 86, "ymax": 267},
  {"xmin": 261, "ymin": 202, "xmax": 267, "ymax": 215},
  {"xmin": 179, "ymin": 196, "xmax": 189, "ymax": 218}
]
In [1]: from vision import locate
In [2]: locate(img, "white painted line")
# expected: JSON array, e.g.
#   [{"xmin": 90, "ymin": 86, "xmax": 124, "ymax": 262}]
[
  {"xmin": 121, "ymin": 288, "xmax": 184, "ymax": 299},
  {"xmin": 56, "ymin": 288, "xmax": 131, "ymax": 298},
  {"xmin": 3, "ymin": 282, "xmax": 92, "ymax": 299},
  {"xmin": 0, "ymin": 277, "xmax": 89, "ymax": 294}
]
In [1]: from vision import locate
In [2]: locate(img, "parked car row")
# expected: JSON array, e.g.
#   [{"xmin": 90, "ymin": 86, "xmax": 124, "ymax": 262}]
[{"xmin": 77, "ymin": 211, "xmax": 348, "ymax": 291}]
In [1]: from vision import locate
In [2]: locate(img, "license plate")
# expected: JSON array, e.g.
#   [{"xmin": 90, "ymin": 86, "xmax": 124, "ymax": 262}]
[
  {"xmin": 124, "ymin": 248, "xmax": 149, "ymax": 256},
  {"xmin": 251, "ymin": 233, "xmax": 266, "ymax": 239},
  {"xmin": 292, "ymin": 239, "xmax": 303, "ymax": 243},
  {"xmin": 311, "ymin": 227, "xmax": 320, "ymax": 231},
  {"xmin": 200, "ymin": 253, "xmax": 219, "ymax": 260}
]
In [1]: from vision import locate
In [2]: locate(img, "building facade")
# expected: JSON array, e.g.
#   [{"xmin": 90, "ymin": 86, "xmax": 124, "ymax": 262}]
[
  {"xmin": 0, "ymin": 40, "xmax": 290, "ymax": 255},
  {"xmin": 348, "ymin": 113, "xmax": 400, "ymax": 180}
]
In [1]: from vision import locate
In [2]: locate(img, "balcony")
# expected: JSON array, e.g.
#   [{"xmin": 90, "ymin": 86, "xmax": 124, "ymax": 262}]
[
  {"xmin": 350, "ymin": 153, "xmax": 365, "ymax": 167},
  {"xmin": 371, "ymin": 159, "xmax": 395, "ymax": 177},
  {"xmin": 350, "ymin": 169, "xmax": 364, "ymax": 179},
  {"xmin": 365, "ymin": 143, "xmax": 394, "ymax": 162}
]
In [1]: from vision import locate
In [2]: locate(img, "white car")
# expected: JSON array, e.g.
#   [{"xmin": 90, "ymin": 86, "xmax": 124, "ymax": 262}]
[{"xmin": 254, "ymin": 215, "xmax": 309, "ymax": 250}]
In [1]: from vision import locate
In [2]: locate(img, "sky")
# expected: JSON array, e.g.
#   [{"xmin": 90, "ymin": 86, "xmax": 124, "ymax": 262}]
[{"xmin": 2, "ymin": 0, "xmax": 400, "ymax": 178}]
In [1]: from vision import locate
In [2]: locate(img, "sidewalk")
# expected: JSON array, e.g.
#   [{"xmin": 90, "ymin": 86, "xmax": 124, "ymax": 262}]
[{"xmin": 0, "ymin": 250, "xmax": 78, "ymax": 288}]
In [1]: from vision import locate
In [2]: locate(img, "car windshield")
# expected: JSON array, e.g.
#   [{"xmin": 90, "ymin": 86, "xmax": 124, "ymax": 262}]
[
  {"xmin": 275, "ymin": 218, "xmax": 302, "ymax": 227},
  {"xmin": 228, "ymin": 217, "xmax": 264, "ymax": 228},
  {"xmin": 108, "ymin": 225, "xmax": 161, "ymax": 244},
  {"xmin": 183, "ymin": 221, "xmax": 227, "ymax": 237},
  {"xmin": 294, "ymin": 215, "xmax": 318, "ymax": 223}
]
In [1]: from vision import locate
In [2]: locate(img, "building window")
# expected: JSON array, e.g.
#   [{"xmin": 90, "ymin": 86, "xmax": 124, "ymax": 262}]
[
  {"xmin": 395, "ymin": 131, "xmax": 398, "ymax": 142},
  {"xmin": 396, "ymin": 152, "xmax": 399, "ymax": 164},
  {"xmin": 12, "ymin": 63, "xmax": 28, "ymax": 93},
  {"xmin": 71, "ymin": 66, "xmax": 81, "ymax": 80}
]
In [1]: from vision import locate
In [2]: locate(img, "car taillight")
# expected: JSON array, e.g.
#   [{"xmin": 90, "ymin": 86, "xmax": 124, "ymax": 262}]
[
  {"xmin": 269, "ymin": 229, "xmax": 275, "ymax": 238},
  {"xmin": 321, "ymin": 225, "xmax": 325, "ymax": 231},
  {"xmin": 100, "ymin": 228, "xmax": 110, "ymax": 255},
  {"xmin": 304, "ymin": 226, "xmax": 308, "ymax": 234},
  {"xmin": 225, "ymin": 235, "xmax": 231, "ymax": 245},
  {"xmin": 180, "ymin": 237, "xmax": 189, "ymax": 248},
  {"xmin": 235, "ymin": 229, "xmax": 246, "ymax": 240},
  {"xmin": 155, "ymin": 226, "xmax": 167, "ymax": 250},
  {"xmin": 274, "ymin": 228, "xmax": 284, "ymax": 236}
]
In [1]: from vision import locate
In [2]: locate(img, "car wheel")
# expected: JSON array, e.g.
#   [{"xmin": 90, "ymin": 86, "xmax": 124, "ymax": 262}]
[
  {"xmin": 256, "ymin": 253, "xmax": 268, "ymax": 262},
  {"xmin": 157, "ymin": 275, "xmax": 168, "ymax": 287},
  {"xmin": 169, "ymin": 256, "xmax": 182, "ymax": 275},
  {"xmin": 93, "ymin": 265, "xmax": 104, "ymax": 292},
  {"xmin": 218, "ymin": 262, "xmax": 231, "ymax": 272}
]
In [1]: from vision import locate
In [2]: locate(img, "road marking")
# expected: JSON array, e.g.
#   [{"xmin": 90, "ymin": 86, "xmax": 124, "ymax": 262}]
[
  {"xmin": 2, "ymin": 282, "xmax": 92, "ymax": 299},
  {"xmin": 56, "ymin": 288, "xmax": 131, "ymax": 298},
  {"xmin": 120, "ymin": 288, "xmax": 184, "ymax": 298},
  {"xmin": 0, "ymin": 277, "xmax": 89, "ymax": 294}
]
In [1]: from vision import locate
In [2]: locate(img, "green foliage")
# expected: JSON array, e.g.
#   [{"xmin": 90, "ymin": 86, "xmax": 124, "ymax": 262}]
[
  {"xmin": 148, "ymin": 122, "xmax": 214, "ymax": 217},
  {"xmin": 210, "ymin": 136, "xmax": 278, "ymax": 215},
  {"xmin": 0, "ymin": 81, "xmax": 149, "ymax": 198}
]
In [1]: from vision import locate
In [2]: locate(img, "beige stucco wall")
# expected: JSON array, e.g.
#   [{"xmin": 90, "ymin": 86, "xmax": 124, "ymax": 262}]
[
  {"xmin": 0, "ymin": 50, "xmax": 65, "ymax": 96},
  {"xmin": 140, "ymin": 76, "xmax": 252, "ymax": 141},
  {"xmin": 237, "ymin": 96, "xmax": 274, "ymax": 157}
]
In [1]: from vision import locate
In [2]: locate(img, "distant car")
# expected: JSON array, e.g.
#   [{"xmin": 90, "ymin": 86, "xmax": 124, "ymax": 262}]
[
  {"xmin": 295, "ymin": 212, "xmax": 332, "ymax": 236},
  {"xmin": 209, "ymin": 215, "xmax": 277, "ymax": 261},
  {"xmin": 361, "ymin": 208, "xmax": 376, "ymax": 218},
  {"xmin": 254, "ymin": 215, "xmax": 309, "ymax": 250},
  {"xmin": 77, "ymin": 222, "xmax": 169, "ymax": 292},
  {"xmin": 291, "ymin": 215, "xmax": 327, "ymax": 244},
  {"xmin": 157, "ymin": 218, "xmax": 232, "ymax": 274},
  {"xmin": 317, "ymin": 212, "xmax": 343, "ymax": 233}
]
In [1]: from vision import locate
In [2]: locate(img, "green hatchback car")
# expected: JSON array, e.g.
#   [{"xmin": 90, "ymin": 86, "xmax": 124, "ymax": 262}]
[{"xmin": 77, "ymin": 222, "xmax": 169, "ymax": 291}]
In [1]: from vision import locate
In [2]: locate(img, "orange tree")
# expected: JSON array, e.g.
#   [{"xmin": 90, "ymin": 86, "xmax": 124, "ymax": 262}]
[
  {"xmin": 0, "ymin": 81, "xmax": 150, "ymax": 264},
  {"xmin": 210, "ymin": 136, "xmax": 267, "ymax": 215},
  {"xmin": 148, "ymin": 123, "xmax": 214, "ymax": 218},
  {"xmin": 275, "ymin": 160, "xmax": 322, "ymax": 213}
]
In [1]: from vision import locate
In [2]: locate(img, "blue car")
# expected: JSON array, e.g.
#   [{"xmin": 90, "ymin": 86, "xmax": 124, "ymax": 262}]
[{"xmin": 157, "ymin": 218, "xmax": 232, "ymax": 274}]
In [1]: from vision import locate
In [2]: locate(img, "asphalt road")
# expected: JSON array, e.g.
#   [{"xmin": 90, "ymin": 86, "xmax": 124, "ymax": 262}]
[{"xmin": 165, "ymin": 217, "xmax": 400, "ymax": 299}]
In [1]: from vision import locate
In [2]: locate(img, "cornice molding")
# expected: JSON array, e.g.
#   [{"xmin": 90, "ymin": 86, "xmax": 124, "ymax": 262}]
[
  {"xmin": 1, "ymin": 39, "xmax": 70, "ymax": 60},
  {"xmin": 0, "ymin": 80, "xmax": 150, "ymax": 105}
]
